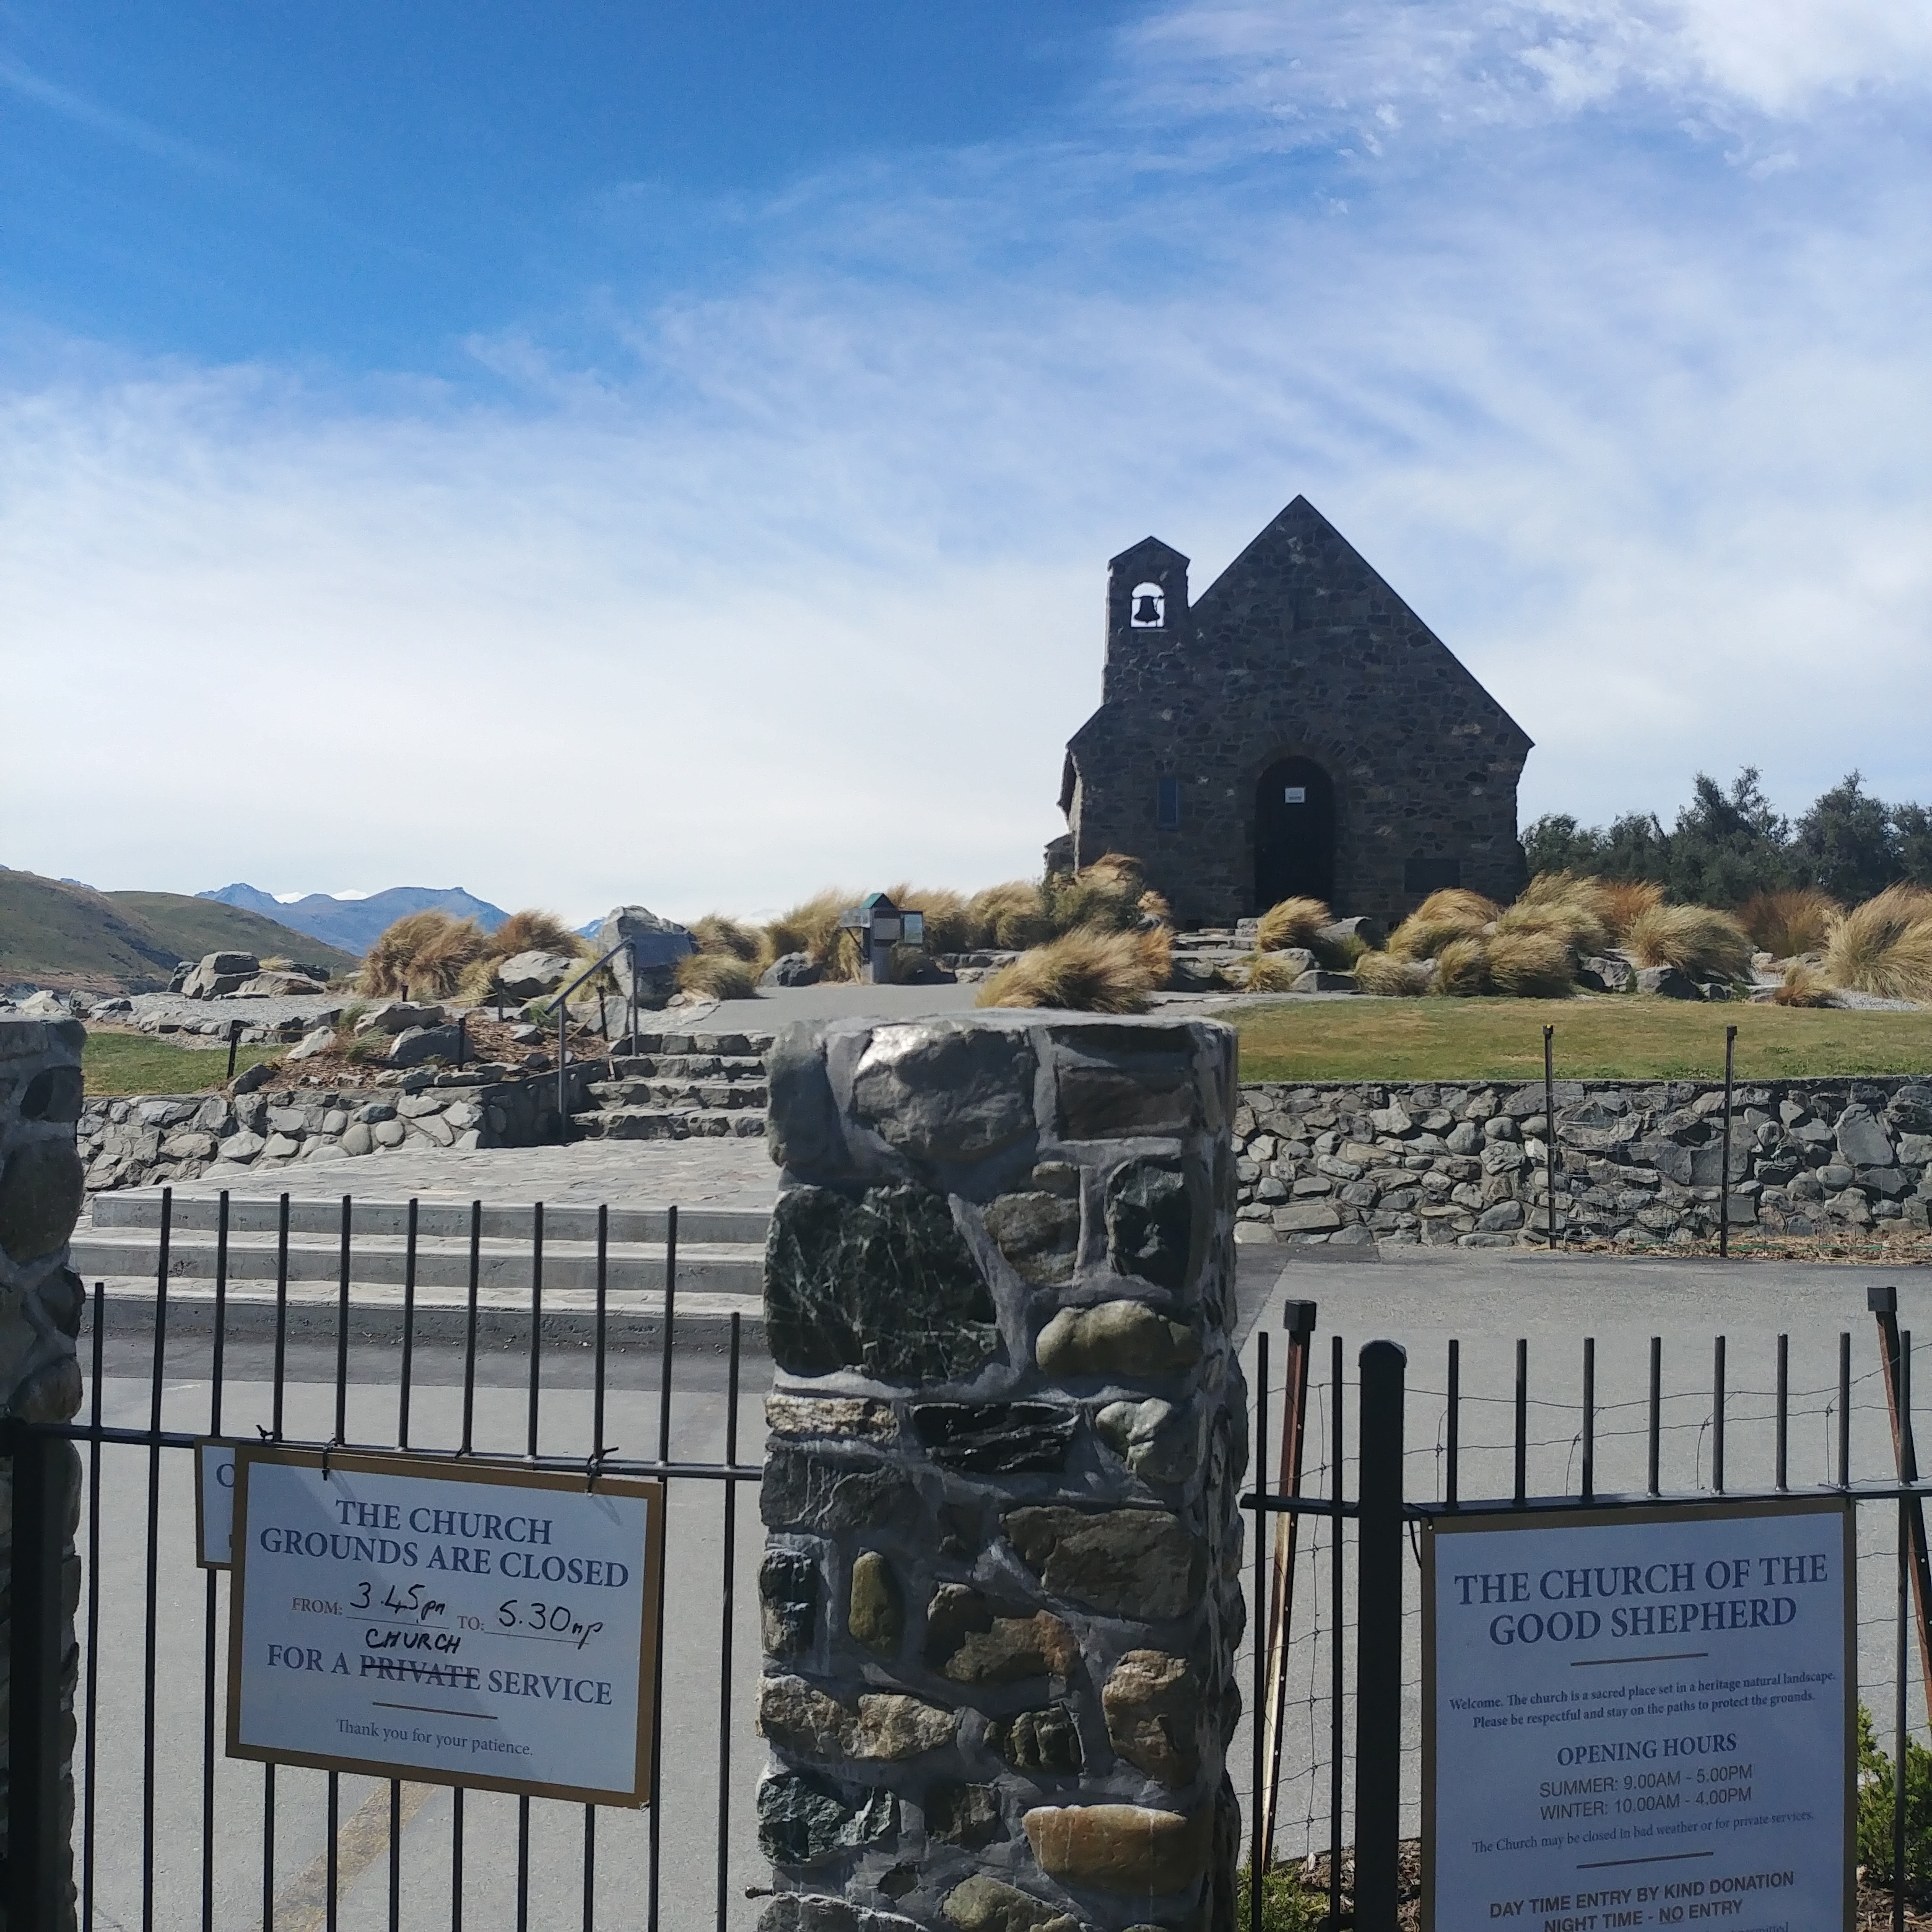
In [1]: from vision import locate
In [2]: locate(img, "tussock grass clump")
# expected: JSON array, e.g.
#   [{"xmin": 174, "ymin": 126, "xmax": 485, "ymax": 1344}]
[
  {"xmin": 1772, "ymin": 962, "xmax": 1836, "ymax": 1007},
  {"xmin": 676, "ymin": 952, "xmax": 760, "ymax": 1000},
  {"xmin": 764, "ymin": 892, "xmax": 853, "ymax": 968},
  {"xmin": 1824, "ymin": 886, "xmax": 1932, "ymax": 1001},
  {"xmin": 1388, "ymin": 888, "xmax": 1500, "ymax": 962},
  {"xmin": 1625, "ymin": 904, "xmax": 1754, "ymax": 982},
  {"xmin": 966, "ymin": 881, "xmax": 1051, "ymax": 951},
  {"xmin": 1432, "ymin": 936, "xmax": 1492, "ymax": 998},
  {"xmin": 1497, "ymin": 877, "xmax": 1608, "ymax": 959},
  {"xmin": 1242, "ymin": 952, "xmax": 1310, "ymax": 994},
  {"xmin": 1255, "ymin": 897, "xmax": 1331, "ymax": 953},
  {"xmin": 360, "ymin": 912, "xmax": 489, "ymax": 998},
  {"xmin": 691, "ymin": 914, "xmax": 766, "ymax": 962},
  {"xmin": 1486, "ymin": 929, "xmax": 1576, "ymax": 998},
  {"xmin": 1042, "ymin": 853, "xmax": 1149, "ymax": 936},
  {"xmin": 1353, "ymin": 951, "xmax": 1432, "ymax": 996},
  {"xmin": 1138, "ymin": 886, "xmax": 1173, "ymax": 926},
  {"xmin": 487, "ymin": 909, "xmax": 586, "ymax": 961},
  {"xmin": 1738, "ymin": 888, "xmax": 1840, "ymax": 962},
  {"xmin": 975, "ymin": 925, "xmax": 1160, "ymax": 1013},
  {"xmin": 884, "ymin": 884, "xmax": 972, "ymax": 955},
  {"xmin": 1596, "ymin": 879, "xmax": 1665, "ymax": 940}
]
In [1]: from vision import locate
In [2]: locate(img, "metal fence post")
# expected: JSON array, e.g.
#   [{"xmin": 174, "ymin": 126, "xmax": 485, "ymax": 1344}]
[
  {"xmin": 1354, "ymin": 1339, "xmax": 1406, "ymax": 1931},
  {"xmin": 1719, "ymin": 1024, "xmax": 1736, "ymax": 1256},
  {"xmin": 6, "ymin": 1420, "xmax": 71, "ymax": 1931}
]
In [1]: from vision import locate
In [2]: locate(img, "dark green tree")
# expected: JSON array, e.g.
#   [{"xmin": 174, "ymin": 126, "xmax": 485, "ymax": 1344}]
[
  {"xmin": 1895, "ymin": 803, "xmax": 1932, "ymax": 889},
  {"xmin": 1661, "ymin": 770, "xmax": 1790, "ymax": 906},
  {"xmin": 1791, "ymin": 772, "xmax": 1899, "ymax": 901}
]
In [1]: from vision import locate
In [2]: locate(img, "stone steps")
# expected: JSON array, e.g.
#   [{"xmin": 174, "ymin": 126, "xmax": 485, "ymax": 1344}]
[
  {"xmin": 70, "ymin": 1191, "xmax": 772, "ymax": 1311},
  {"xmin": 572, "ymin": 1031, "xmax": 775, "ymax": 1144},
  {"xmin": 570, "ymin": 1107, "xmax": 767, "ymax": 1141}
]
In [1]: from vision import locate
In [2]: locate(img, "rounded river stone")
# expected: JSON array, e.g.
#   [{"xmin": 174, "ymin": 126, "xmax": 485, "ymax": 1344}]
[{"xmin": 0, "ymin": 1137, "xmax": 86, "ymax": 1263}]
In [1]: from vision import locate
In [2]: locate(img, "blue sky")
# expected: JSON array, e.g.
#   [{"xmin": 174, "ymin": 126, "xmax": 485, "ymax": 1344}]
[{"xmin": 6, "ymin": 1, "xmax": 1931, "ymax": 921}]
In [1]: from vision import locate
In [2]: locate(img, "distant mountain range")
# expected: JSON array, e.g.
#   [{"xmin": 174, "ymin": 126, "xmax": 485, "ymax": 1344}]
[
  {"xmin": 198, "ymin": 885, "xmax": 508, "ymax": 956},
  {"xmin": 0, "ymin": 870, "xmax": 360, "ymax": 992}
]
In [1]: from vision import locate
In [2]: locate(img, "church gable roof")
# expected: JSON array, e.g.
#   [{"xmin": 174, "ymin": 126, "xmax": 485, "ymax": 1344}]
[{"xmin": 1188, "ymin": 494, "xmax": 1530, "ymax": 747}]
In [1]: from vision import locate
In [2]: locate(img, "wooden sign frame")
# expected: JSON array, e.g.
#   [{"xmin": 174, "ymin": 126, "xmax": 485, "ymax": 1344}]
[{"xmin": 225, "ymin": 1445, "xmax": 666, "ymax": 1806}]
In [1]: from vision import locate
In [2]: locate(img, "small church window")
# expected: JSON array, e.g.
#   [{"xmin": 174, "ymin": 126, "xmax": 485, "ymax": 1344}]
[
  {"xmin": 1156, "ymin": 777, "xmax": 1181, "ymax": 828},
  {"xmin": 1129, "ymin": 582, "xmax": 1165, "ymax": 628}
]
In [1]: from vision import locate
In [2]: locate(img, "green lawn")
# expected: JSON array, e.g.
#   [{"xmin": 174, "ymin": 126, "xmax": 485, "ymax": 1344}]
[
  {"xmin": 83, "ymin": 1032, "xmax": 285, "ymax": 1097},
  {"xmin": 1230, "ymin": 997, "xmax": 1932, "ymax": 1083}
]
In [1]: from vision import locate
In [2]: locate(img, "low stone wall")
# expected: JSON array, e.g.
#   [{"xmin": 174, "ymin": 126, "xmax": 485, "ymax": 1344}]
[
  {"xmin": 757, "ymin": 1012, "xmax": 1246, "ymax": 1932},
  {"xmin": 1234, "ymin": 1076, "xmax": 1932, "ymax": 1250},
  {"xmin": 1, "ymin": 1017, "xmax": 89, "ymax": 1927},
  {"xmin": 78, "ymin": 1064, "xmax": 597, "ymax": 1193}
]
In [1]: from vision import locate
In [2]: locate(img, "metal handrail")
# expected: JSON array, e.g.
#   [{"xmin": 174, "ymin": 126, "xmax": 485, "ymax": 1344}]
[{"xmin": 529, "ymin": 936, "xmax": 642, "ymax": 1142}]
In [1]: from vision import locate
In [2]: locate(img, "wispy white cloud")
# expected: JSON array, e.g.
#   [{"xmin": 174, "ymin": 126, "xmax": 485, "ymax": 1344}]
[{"xmin": 4, "ymin": 2, "xmax": 1930, "ymax": 918}]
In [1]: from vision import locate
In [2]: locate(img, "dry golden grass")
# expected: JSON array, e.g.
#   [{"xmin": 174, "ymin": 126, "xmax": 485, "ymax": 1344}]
[
  {"xmin": 691, "ymin": 913, "xmax": 767, "ymax": 962},
  {"xmin": 1242, "ymin": 952, "xmax": 1309, "ymax": 993},
  {"xmin": 1486, "ymin": 928, "xmax": 1576, "ymax": 998},
  {"xmin": 1595, "ymin": 879, "xmax": 1665, "ymax": 940},
  {"xmin": 1255, "ymin": 897, "xmax": 1332, "ymax": 952},
  {"xmin": 1042, "ymin": 855, "xmax": 1148, "ymax": 936},
  {"xmin": 486, "ymin": 909, "xmax": 587, "ymax": 961},
  {"xmin": 676, "ymin": 952, "xmax": 760, "ymax": 999},
  {"xmin": 1388, "ymin": 888, "xmax": 1499, "ymax": 962},
  {"xmin": 1772, "ymin": 962, "xmax": 1836, "ymax": 1007},
  {"xmin": 1624, "ymin": 903, "xmax": 1754, "ymax": 981},
  {"xmin": 1495, "ymin": 883, "xmax": 1608, "ymax": 959},
  {"xmin": 1738, "ymin": 888, "xmax": 1842, "ymax": 960},
  {"xmin": 359, "ymin": 911, "xmax": 490, "ymax": 998},
  {"xmin": 764, "ymin": 891, "xmax": 853, "ymax": 965},
  {"xmin": 884, "ymin": 884, "xmax": 972, "ymax": 955},
  {"xmin": 975, "ymin": 925, "xmax": 1160, "ymax": 1012},
  {"xmin": 1138, "ymin": 886, "xmax": 1173, "ymax": 925},
  {"xmin": 966, "ymin": 881, "xmax": 1051, "ymax": 950},
  {"xmin": 1432, "ymin": 936, "xmax": 1491, "ymax": 997},
  {"xmin": 1824, "ymin": 885, "xmax": 1932, "ymax": 1001},
  {"xmin": 1352, "ymin": 951, "xmax": 1431, "ymax": 996}
]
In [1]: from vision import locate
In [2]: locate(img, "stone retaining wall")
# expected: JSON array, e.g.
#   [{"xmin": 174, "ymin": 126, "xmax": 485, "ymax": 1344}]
[
  {"xmin": 77, "ymin": 1064, "xmax": 596, "ymax": 1193},
  {"xmin": 1234, "ymin": 1076, "xmax": 1932, "ymax": 1250},
  {"xmin": 1, "ymin": 1017, "xmax": 89, "ymax": 1926},
  {"xmin": 757, "ymin": 1012, "xmax": 1247, "ymax": 1932}
]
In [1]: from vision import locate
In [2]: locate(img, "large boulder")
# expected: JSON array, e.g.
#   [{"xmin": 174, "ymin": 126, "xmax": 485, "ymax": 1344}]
[
  {"xmin": 1635, "ymin": 964, "xmax": 1702, "ymax": 999},
  {"xmin": 236, "ymin": 972, "xmax": 328, "ymax": 998},
  {"xmin": 598, "ymin": 906, "xmax": 695, "ymax": 1009},
  {"xmin": 762, "ymin": 952, "xmax": 822, "ymax": 989},
  {"xmin": 181, "ymin": 951, "xmax": 259, "ymax": 998},
  {"xmin": 494, "ymin": 951, "xmax": 577, "ymax": 1000},
  {"xmin": 355, "ymin": 1001, "xmax": 447, "ymax": 1035}
]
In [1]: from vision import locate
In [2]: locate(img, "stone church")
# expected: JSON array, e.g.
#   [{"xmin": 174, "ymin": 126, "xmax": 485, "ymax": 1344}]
[{"xmin": 1055, "ymin": 495, "xmax": 1532, "ymax": 926}]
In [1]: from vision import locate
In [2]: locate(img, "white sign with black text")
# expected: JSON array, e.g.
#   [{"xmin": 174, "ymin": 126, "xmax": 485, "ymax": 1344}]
[
  {"xmin": 1424, "ymin": 1498, "xmax": 1853, "ymax": 1932},
  {"xmin": 227, "ymin": 1447, "xmax": 664, "ymax": 1804}
]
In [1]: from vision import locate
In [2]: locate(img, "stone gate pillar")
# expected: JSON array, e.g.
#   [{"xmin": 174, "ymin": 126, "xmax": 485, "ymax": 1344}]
[
  {"xmin": 1, "ymin": 1017, "xmax": 90, "ymax": 1928},
  {"xmin": 757, "ymin": 1013, "xmax": 1247, "ymax": 1932}
]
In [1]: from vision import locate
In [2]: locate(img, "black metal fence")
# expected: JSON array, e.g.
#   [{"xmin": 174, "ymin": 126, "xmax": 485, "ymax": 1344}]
[
  {"xmin": 1243, "ymin": 1296, "xmax": 1932, "ymax": 1931},
  {"xmin": 7, "ymin": 1189, "xmax": 763, "ymax": 1932},
  {"xmin": 13, "ymin": 1186, "xmax": 1932, "ymax": 1931}
]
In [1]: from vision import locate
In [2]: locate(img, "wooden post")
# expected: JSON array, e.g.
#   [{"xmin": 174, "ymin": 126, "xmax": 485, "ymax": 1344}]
[
  {"xmin": 1871, "ymin": 1286, "xmax": 1932, "ymax": 1727},
  {"xmin": 1258, "ymin": 1299, "xmax": 1318, "ymax": 1870}
]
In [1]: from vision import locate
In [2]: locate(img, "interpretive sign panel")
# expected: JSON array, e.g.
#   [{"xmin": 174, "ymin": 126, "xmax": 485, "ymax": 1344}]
[
  {"xmin": 226, "ymin": 1447, "xmax": 664, "ymax": 1804},
  {"xmin": 195, "ymin": 1438, "xmax": 237, "ymax": 1568},
  {"xmin": 1424, "ymin": 1497, "xmax": 1853, "ymax": 1932}
]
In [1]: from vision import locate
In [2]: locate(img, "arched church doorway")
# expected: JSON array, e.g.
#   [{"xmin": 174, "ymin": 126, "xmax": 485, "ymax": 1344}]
[{"xmin": 1254, "ymin": 757, "xmax": 1336, "ymax": 910}]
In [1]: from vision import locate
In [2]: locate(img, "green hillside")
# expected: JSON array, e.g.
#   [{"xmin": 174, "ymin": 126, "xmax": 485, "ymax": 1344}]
[
  {"xmin": 0, "ymin": 870, "xmax": 355, "ymax": 993},
  {"xmin": 107, "ymin": 892, "xmax": 359, "ymax": 977}
]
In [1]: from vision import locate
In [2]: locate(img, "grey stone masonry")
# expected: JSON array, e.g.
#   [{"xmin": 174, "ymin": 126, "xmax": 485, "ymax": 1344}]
[
  {"xmin": 1, "ymin": 1017, "xmax": 89, "ymax": 1927},
  {"xmin": 757, "ymin": 1013, "xmax": 1248, "ymax": 1932},
  {"xmin": 1234, "ymin": 1076, "xmax": 1932, "ymax": 1250},
  {"xmin": 1060, "ymin": 497, "xmax": 1532, "ymax": 925}
]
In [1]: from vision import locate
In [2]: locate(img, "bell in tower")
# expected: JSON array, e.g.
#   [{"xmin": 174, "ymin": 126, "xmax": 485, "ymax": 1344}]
[{"xmin": 1129, "ymin": 583, "xmax": 1165, "ymax": 628}]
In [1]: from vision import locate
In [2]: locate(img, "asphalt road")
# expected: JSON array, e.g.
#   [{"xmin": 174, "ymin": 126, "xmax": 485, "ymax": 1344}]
[{"xmin": 72, "ymin": 1250, "xmax": 1932, "ymax": 1920}]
